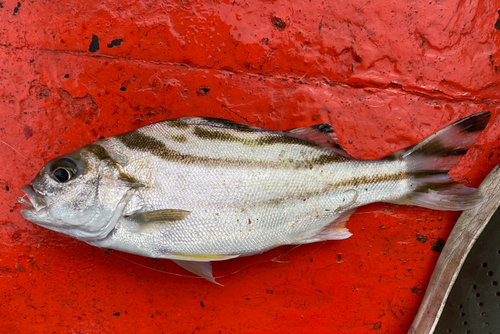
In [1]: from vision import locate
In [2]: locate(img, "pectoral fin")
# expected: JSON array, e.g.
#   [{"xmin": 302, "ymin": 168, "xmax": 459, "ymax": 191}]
[
  {"xmin": 172, "ymin": 260, "xmax": 222, "ymax": 286},
  {"xmin": 125, "ymin": 209, "xmax": 192, "ymax": 233}
]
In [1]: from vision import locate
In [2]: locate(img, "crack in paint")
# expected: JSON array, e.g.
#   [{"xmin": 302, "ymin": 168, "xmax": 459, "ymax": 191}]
[{"xmin": 0, "ymin": 44, "xmax": 497, "ymax": 103}]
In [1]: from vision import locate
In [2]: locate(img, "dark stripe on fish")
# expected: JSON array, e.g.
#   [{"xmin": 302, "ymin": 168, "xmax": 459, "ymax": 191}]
[
  {"xmin": 250, "ymin": 172, "xmax": 408, "ymax": 207},
  {"xmin": 167, "ymin": 119, "xmax": 190, "ymax": 129},
  {"xmin": 408, "ymin": 170, "xmax": 449, "ymax": 178},
  {"xmin": 198, "ymin": 117, "xmax": 259, "ymax": 132},
  {"xmin": 311, "ymin": 153, "xmax": 346, "ymax": 164},
  {"xmin": 85, "ymin": 143, "xmax": 129, "ymax": 165},
  {"xmin": 332, "ymin": 172, "xmax": 404, "ymax": 188},
  {"xmin": 116, "ymin": 130, "xmax": 347, "ymax": 169},
  {"xmin": 84, "ymin": 143, "xmax": 141, "ymax": 185},
  {"xmin": 170, "ymin": 134, "xmax": 188, "ymax": 143},
  {"xmin": 85, "ymin": 143, "xmax": 113, "ymax": 161},
  {"xmin": 193, "ymin": 126, "xmax": 323, "ymax": 149},
  {"xmin": 116, "ymin": 131, "xmax": 186, "ymax": 161}
]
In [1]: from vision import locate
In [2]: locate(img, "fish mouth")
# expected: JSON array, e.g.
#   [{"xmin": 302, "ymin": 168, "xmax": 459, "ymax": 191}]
[{"xmin": 17, "ymin": 184, "xmax": 47, "ymax": 211}]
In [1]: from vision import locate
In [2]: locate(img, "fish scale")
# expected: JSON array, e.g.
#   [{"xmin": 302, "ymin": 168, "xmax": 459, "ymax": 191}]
[{"xmin": 18, "ymin": 112, "xmax": 491, "ymax": 284}]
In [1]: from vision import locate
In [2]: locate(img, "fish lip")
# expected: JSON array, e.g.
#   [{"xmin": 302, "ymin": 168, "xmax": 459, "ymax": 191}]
[{"xmin": 18, "ymin": 184, "xmax": 47, "ymax": 211}]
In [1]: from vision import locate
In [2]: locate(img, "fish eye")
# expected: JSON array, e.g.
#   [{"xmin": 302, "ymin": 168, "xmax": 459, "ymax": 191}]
[
  {"xmin": 49, "ymin": 158, "xmax": 78, "ymax": 183},
  {"xmin": 52, "ymin": 167, "xmax": 73, "ymax": 183}
]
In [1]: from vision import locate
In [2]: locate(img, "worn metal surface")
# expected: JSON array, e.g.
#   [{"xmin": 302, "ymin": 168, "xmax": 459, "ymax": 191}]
[
  {"xmin": 408, "ymin": 166, "xmax": 500, "ymax": 334},
  {"xmin": 0, "ymin": 1, "xmax": 499, "ymax": 333},
  {"xmin": 435, "ymin": 194, "xmax": 500, "ymax": 334}
]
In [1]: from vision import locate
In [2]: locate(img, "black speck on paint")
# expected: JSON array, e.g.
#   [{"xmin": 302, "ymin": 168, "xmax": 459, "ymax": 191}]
[
  {"xmin": 89, "ymin": 34, "xmax": 100, "ymax": 52},
  {"xmin": 261, "ymin": 37, "xmax": 269, "ymax": 45},
  {"xmin": 411, "ymin": 285, "xmax": 423, "ymax": 295},
  {"xmin": 13, "ymin": 2, "xmax": 20, "ymax": 14},
  {"xmin": 0, "ymin": 3, "xmax": 4, "ymax": 9},
  {"xmin": 64, "ymin": 74, "xmax": 69, "ymax": 78},
  {"xmin": 120, "ymin": 86, "xmax": 126, "ymax": 92},
  {"xmin": 271, "ymin": 16, "xmax": 286, "ymax": 30},
  {"xmin": 495, "ymin": 10, "xmax": 500, "ymax": 31},
  {"xmin": 113, "ymin": 312, "xmax": 120, "ymax": 317},
  {"xmin": 431, "ymin": 238, "xmax": 445, "ymax": 253},
  {"xmin": 200, "ymin": 301, "xmax": 204, "ymax": 308},
  {"xmin": 107, "ymin": 39, "xmax": 124, "ymax": 48},
  {"xmin": 416, "ymin": 233, "xmax": 428, "ymax": 244}
]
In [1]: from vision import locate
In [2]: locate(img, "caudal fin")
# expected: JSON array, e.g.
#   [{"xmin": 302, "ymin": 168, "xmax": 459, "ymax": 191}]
[{"xmin": 388, "ymin": 112, "xmax": 491, "ymax": 211}]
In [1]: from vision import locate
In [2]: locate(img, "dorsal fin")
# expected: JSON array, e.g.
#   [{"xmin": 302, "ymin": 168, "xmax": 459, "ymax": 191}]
[{"xmin": 285, "ymin": 124, "xmax": 353, "ymax": 159}]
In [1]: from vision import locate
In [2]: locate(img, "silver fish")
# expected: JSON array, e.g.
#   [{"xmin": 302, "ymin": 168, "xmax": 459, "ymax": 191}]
[{"xmin": 18, "ymin": 112, "xmax": 491, "ymax": 284}]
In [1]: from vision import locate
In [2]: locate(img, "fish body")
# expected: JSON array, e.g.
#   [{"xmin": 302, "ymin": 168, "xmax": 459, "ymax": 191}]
[{"xmin": 19, "ymin": 113, "xmax": 491, "ymax": 283}]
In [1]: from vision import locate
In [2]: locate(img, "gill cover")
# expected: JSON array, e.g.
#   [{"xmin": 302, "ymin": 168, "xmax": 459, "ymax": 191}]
[{"xmin": 19, "ymin": 144, "xmax": 144, "ymax": 242}]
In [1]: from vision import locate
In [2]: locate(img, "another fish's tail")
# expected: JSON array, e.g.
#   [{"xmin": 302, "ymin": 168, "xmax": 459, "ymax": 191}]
[{"xmin": 388, "ymin": 112, "xmax": 491, "ymax": 211}]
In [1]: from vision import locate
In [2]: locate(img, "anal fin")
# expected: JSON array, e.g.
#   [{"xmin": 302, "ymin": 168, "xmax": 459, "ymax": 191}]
[
  {"xmin": 172, "ymin": 260, "xmax": 222, "ymax": 286},
  {"xmin": 169, "ymin": 254, "xmax": 240, "ymax": 285},
  {"xmin": 296, "ymin": 209, "xmax": 355, "ymax": 244}
]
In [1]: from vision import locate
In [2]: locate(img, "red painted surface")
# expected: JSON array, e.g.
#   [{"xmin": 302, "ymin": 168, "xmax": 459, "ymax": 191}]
[{"xmin": 0, "ymin": 0, "xmax": 499, "ymax": 333}]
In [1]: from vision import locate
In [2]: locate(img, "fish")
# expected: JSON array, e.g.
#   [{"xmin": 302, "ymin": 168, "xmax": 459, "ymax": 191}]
[{"xmin": 18, "ymin": 112, "xmax": 491, "ymax": 284}]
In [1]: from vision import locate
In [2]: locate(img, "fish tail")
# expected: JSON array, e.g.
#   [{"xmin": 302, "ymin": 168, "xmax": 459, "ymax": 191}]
[{"xmin": 388, "ymin": 112, "xmax": 491, "ymax": 211}]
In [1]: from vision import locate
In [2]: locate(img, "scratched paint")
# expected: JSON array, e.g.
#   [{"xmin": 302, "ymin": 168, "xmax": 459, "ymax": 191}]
[{"xmin": 0, "ymin": 0, "xmax": 499, "ymax": 333}]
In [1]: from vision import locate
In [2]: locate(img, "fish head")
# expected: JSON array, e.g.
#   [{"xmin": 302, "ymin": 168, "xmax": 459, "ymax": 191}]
[{"xmin": 18, "ymin": 145, "xmax": 142, "ymax": 242}]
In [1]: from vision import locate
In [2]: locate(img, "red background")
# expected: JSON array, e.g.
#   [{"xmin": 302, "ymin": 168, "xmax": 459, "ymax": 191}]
[{"xmin": 0, "ymin": 0, "xmax": 499, "ymax": 333}]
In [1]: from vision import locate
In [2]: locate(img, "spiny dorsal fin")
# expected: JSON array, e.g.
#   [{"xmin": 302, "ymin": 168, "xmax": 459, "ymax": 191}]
[{"xmin": 286, "ymin": 124, "xmax": 353, "ymax": 159}]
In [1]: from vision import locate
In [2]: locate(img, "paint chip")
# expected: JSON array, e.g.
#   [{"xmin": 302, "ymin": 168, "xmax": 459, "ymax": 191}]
[{"xmin": 89, "ymin": 34, "xmax": 100, "ymax": 52}]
